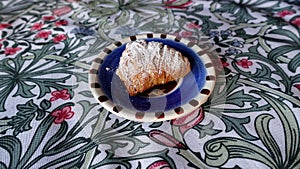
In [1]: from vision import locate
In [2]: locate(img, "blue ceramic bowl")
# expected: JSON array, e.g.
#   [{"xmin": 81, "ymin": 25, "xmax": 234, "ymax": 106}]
[{"xmin": 89, "ymin": 34, "xmax": 216, "ymax": 122}]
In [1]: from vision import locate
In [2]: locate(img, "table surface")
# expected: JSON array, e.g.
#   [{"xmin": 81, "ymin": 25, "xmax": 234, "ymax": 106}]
[{"xmin": 0, "ymin": 0, "xmax": 300, "ymax": 169}]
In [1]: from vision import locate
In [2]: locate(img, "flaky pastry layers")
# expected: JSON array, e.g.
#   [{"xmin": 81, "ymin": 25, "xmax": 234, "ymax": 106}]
[{"xmin": 116, "ymin": 40, "xmax": 191, "ymax": 96}]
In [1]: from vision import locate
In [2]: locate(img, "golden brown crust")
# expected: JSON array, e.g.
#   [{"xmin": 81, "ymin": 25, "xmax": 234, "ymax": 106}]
[{"xmin": 116, "ymin": 40, "xmax": 191, "ymax": 96}]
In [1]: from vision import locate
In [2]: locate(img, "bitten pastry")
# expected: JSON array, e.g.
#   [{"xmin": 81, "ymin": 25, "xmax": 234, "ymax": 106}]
[{"xmin": 116, "ymin": 40, "xmax": 191, "ymax": 96}]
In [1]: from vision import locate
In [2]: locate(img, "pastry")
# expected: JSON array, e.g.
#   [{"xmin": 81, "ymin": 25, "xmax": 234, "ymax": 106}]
[{"xmin": 116, "ymin": 40, "xmax": 191, "ymax": 96}]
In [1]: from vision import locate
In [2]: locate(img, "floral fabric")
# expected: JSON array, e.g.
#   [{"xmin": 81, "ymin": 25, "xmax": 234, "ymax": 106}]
[{"xmin": 0, "ymin": 0, "xmax": 300, "ymax": 169}]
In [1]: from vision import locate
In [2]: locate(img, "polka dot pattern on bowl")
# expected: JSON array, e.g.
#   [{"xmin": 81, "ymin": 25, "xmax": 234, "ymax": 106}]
[{"xmin": 89, "ymin": 33, "xmax": 216, "ymax": 122}]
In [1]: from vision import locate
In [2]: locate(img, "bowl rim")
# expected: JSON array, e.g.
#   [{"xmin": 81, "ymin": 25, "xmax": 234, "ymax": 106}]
[{"xmin": 88, "ymin": 33, "xmax": 216, "ymax": 122}]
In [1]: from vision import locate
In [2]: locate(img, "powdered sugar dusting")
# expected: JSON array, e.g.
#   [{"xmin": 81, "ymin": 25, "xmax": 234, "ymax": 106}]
[{"xmin": 116, "ymin": 40, "xmax": 190, "ymax": 95}]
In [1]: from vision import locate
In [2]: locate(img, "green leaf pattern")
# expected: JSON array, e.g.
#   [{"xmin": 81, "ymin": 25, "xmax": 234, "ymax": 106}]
[{"xmin": 0, "ymin": 0, "xmax": 300, "ymax": 168}]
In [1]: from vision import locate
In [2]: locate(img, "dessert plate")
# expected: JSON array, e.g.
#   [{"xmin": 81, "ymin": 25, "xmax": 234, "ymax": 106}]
[{"xmin": 89, "ymin": 33, "xmax": 216, "ymax": 122}]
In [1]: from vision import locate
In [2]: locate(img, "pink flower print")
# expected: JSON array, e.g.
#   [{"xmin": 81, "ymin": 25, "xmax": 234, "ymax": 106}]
[
  {"xmin": 52, "ymin": 6, "xmax": 72, "ymax": 16},
  {"xmin": 149, "ymin": 130, "xmax": 187, "ymax": 149},
  {"xmin": 164, "ymin": 0, "xmax": 193, "ymax": 9},
  {"xmin": 171, "ymin": 107, "xmax": 205, "ymax": 134},
  {"xmin": 50, "ymin": 89, "xmax": 71, "ymax": 102},
  {"xmin": 0, "ymin": 39, "xmax": 4, "ymax": 49},
  {"xmin": 4, "ymin": 47, "xmax": 22, "ymax": 55},
  {"xmin": 187, "ymin": 22, "xmax": 201, "ymax": 29},
  {"xmin": 147, "ymin": 160, "xmax": 170, "ymax": 169},
  {"xmin": 0, "ymin": 23, "xmax": 11, "ymax": 30},
  {"xmin": 291, "ymin": 17, "xmax": 300, "ymax": 27},
  {"xmin": 42, "ymin": 15, "xmax": 55, "ymax": 21},
  {"xmin": 221, "ymin": 60, "xmax": 229, "ymax": 67},
  {"xmin": 51, "ymin": 106, "xmax": 74, "ymax": 124},
  {"xmin": 35, "ymin": 31, "xmax": 52, "ymax": 39},
  {"xmin": 31, "ymin": 23, "xmax": 43, "ymax": 31},
  {"xmin": 181, "ymin": 31, "xmax": 193, "ymax": 38},
  {"xmin": 294, "ymin": 84, "xmax": 300, "ymax": 91},
  {"xmin": 277, "ymin": 10, "xmax": 295, "ymax": 18},
  {"xmin": 55, "ymin": 20, "xmax": 68, "ymax": 27},
  {"xmin": 53, "ymin": 34, "xmax": 67, "ymax": 43},
  {"xmin": 236, "ymin": 58, "xmax": 253, "ymax": 68}
]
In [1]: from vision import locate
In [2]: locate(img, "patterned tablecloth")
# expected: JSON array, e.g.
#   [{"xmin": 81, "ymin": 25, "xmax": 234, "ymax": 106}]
[{"xmin": 1, "ymin": 0, "xmax": 300, "ymax": 168}]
